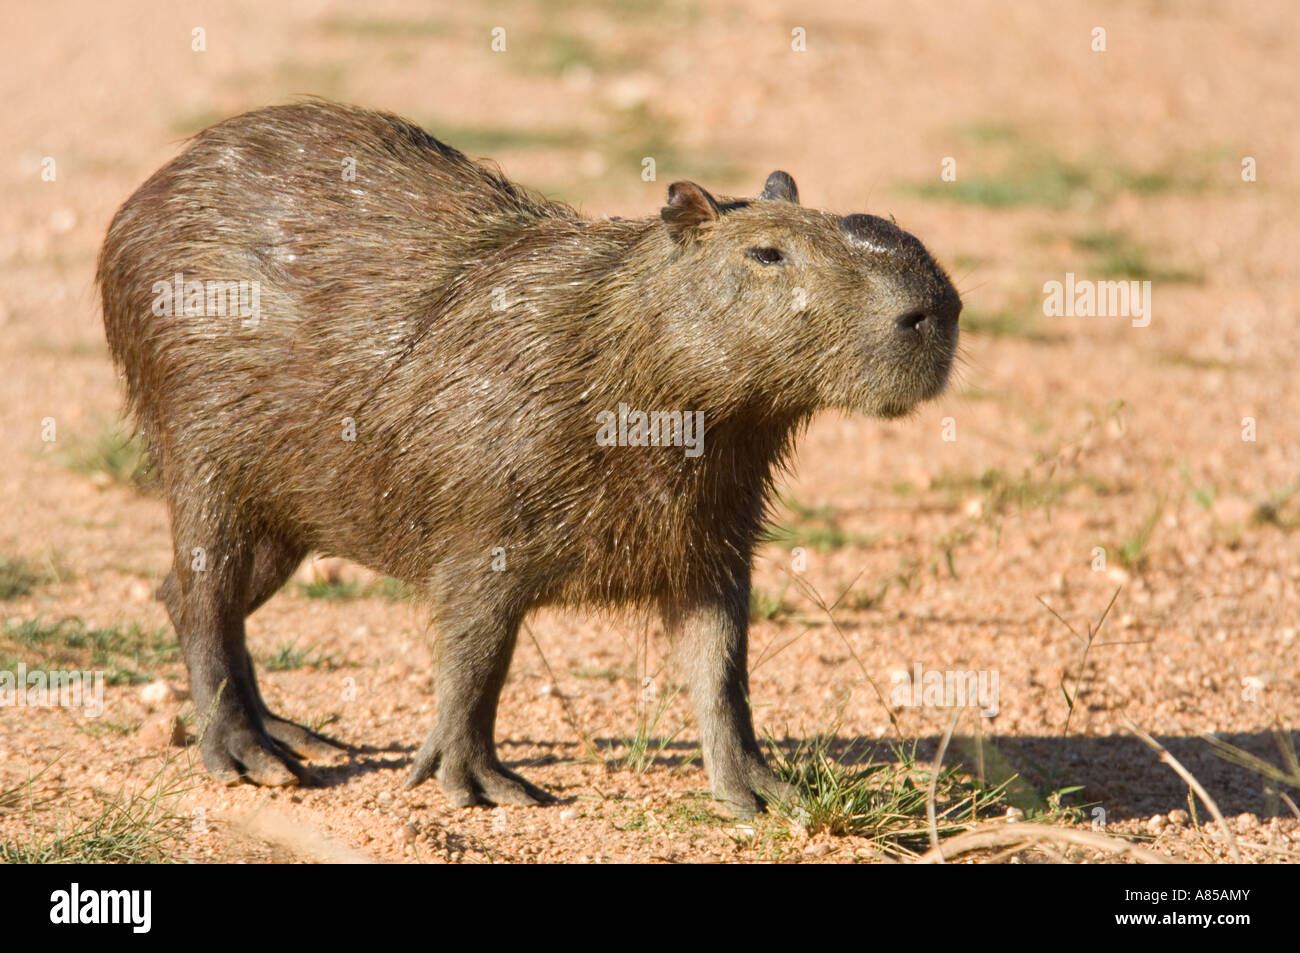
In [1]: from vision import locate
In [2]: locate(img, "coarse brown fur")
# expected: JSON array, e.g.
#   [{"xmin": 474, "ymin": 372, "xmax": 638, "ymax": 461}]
[{"xmin": 98, "ymin": 100, "xmax": 960, "ymax": 814}]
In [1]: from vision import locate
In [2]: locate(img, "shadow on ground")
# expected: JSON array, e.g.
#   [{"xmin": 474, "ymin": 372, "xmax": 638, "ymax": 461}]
[{"xmin": 508, "ymin": 730, "xmax": 1300, "ymax": 819}]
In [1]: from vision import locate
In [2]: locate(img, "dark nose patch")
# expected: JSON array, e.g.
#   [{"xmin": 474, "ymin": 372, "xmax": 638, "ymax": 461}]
[{"xmin": 839, "ymin": 213, "xmax": 927, "ymax": 258}]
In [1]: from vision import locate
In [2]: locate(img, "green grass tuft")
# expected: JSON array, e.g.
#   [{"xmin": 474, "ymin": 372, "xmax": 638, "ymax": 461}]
[
  {"xmin": 1252, "ymin": 484, "xmax": 1300, "ymax": 530},
  {"xmin": 295, "ymin": 576, "xmax": 411, "ymax": 601},
  {"xmin": 762, "ymin": 498, "xmax": 878, "ymax": 553},
  {"xmin": 60, "ymin": 426, "xmax": 157, "ymax": 491},
  {"xmin": 317, "ymin": 15, "xmax": 446, "ymax": 37},
  {"xmin": 749, "ymin": 584, "xmax": 794, "ymax": 622},
  {"xmin": 761, "ymin": 734, "xmax": 1014, "ymax": 854},
  {"xmin": 1070, "ymin": 229, "xmax": 1200, "ymax": 283},
  {"xmin": 568, "ymin": 665, "xmax": 626, "ymax": 681},
  {"xmin": 1112, "ymin": 499, "xmax": 1165, "ymax": 569},
  {"xmin": 2, "ymin": 617, "xmax": 177, "ymax": 685},
  {"xmin": 960, "ymin": 306, "xmax": 1052, "ymax": 341},
  {"xmin": 262, "ymin": 639, "xmax": 336, "ymax": 671},
  {"xmin": 0, "ymin": 556, "xmax": 50, "ymax": 600},
  {"xmin": 0, "ymin": 759, "xmax": 193, "ymax": 863},
  {"xmin": 910, "ymin": 154, "xmax": 1092, "ymax": 208},
  {"xmin": 907, "ymin": 138, "xmax": 1206, "ymax": 210},
  {"xmin": 931, "ymin": 467, "xmax": 1079, "ymax": 518},
  {"xmin": 618, "ymin": 683, "xmax": 684, "ymax": 774}
]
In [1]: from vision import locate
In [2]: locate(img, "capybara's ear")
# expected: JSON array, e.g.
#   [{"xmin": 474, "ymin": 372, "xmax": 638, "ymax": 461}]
[
  {"xmin": 759, "ymin": 171, "xmax": 799, "ymax": 205},
  {"xmin": 661, "ymin": 181, "xmax": 720, "ymax": 242}
]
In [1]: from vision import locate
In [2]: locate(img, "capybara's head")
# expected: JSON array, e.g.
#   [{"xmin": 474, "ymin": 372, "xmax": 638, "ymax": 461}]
[{"xmin": 641, "ymin": 171, "xmax": 960, "ymax": 419}]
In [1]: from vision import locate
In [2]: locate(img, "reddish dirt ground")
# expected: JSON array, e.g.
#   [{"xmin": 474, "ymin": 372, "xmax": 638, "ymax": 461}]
[{"xmin": 1, "ymin": 0, "xmax": 1297, "ymax": 863}]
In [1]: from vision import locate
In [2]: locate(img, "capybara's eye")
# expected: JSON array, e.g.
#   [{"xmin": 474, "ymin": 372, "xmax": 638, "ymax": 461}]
[{"xmin": 745, "ymin": 246, "xmax": 785, "ymax": 265}]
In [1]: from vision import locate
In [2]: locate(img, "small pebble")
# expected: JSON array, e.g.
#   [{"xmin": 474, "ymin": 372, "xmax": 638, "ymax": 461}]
[{"xmin": 139, "ymin": 679, "xmax": 184, "ymax": 705}]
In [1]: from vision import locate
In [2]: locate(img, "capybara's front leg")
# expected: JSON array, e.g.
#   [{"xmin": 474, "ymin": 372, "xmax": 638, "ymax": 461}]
[
  {"xmin": 405, "ymin": 599, "xmax": 552, "ymax": 807},
  {"xmin": 671, "ymin": 583, "xmax": 793, "ymax": 817}
]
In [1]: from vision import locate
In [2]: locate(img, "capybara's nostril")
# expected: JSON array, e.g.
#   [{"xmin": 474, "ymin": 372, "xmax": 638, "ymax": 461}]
[{"xmin": 895, "ymin": 309, "xmax": 928, "ymax": 332}]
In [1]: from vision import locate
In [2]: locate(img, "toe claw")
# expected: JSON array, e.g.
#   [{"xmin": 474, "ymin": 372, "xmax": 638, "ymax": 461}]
[
  {"xmin": 404, "ymin": 763, "xmax": 435, "ymax": 790},
  {"xmin": 241, "ymin": 746, "xmax": 301, "ymax": 787},
  {"xmin": 201, "ymin": 716, "xmax": 312, "ymax": 788},
  {"xmin": 264, "ymin": 716, "xmax": 347, "ymax": 762},
  {"xmin": 408, "ymin": 743, "xmax": 551, "ymax": 807}
]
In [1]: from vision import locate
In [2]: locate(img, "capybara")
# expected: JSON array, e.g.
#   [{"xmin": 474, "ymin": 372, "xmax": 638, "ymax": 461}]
[{"xmin": 97, "ymin": 100, "xmax": 960, "ymax": 815}]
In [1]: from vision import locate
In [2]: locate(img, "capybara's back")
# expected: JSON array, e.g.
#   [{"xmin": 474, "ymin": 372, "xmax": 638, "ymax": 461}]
[
  {"xmin": 98, "ymin": 100, "xmax": 960, "ymax": 813},
  {"xmin": 98, "ymin": 102, "xmax": 564, "ymax": 558}
]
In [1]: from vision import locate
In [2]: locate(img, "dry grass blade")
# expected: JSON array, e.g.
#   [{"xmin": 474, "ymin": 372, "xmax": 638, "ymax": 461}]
[
  {"xmin": 915, "ymin": 822, "xmax": 1175, "ymax": 864},
  {"xmin": 1200, "ymin": 726, "xmax": 1300, "ymax": 791},
  {"xmin": 524, "ymin": 622, "xmax": 603, "ymax": 762},
  {"xmin": 1036, "ymin": 587, "xmax": 1126, "ymax": 792},
  {"xmin": 0, "ymin": 759, "xmax": 58, "ymax": 813},
  {"xmin": 1121, "ymin": 715, "xmax": 1242, "ymax": 864},
  {"xmin": 786, "ymin": 570, "xmax": 902, "ymax": 738},
  {"xmin": 1, "ymin": 754, "xmax": 195, "ymax": 863},
  {"xmin": 927, "ymin": 708, "xmax": 963, "ymax": 858}
]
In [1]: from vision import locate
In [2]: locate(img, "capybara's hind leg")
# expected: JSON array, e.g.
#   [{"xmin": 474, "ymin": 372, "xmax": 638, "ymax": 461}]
[
  {"xmin": 243, "ymin": 536, "xmax": 347, "ymax": 760},
  {"xmin": 161, "ymin": 534, "xmax": 343, "ymax": 766},
  {"xmin": 171, "ymin": 524, "xmax": 309, "ymax": 786},
  {"xmin": 158, "ymin": 532, "xmax": 302, "ymax": 632},
  {"xmin": 246, "ymin": 534, "xmax": 307, "ymax": 615},
  {"xmin": 405, "ymin": 593, "xmax": 551, "ymax": 807},
  {"xmin": 246, "ymin": 643, "xmax": 346, "ymax": 761},
  {"xmin": 157, "ymin": 568, "xmax": 184, "ymax": 633}
]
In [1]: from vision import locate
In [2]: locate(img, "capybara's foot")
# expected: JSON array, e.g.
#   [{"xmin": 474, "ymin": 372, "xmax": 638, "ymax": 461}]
[
  {"xmin": 200, "ymin": 711, "xmax": 315, "ymax": 787},
  {"xmin": 263, "ymin": 713, "xmax": 348, "ymax": 763},
  {"xmin": 404, "ymin": 741, "xmax": 553, "ymax": 807},
  {"xmin": 715, "ymin": 757, "xmax": 796, "ymax": 819}
]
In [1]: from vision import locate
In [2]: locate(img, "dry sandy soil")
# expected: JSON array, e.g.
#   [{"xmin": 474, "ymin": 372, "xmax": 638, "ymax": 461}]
[{"xmin": 1, "ymin": 0, "xmax": 1298, "ymax": 864}]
